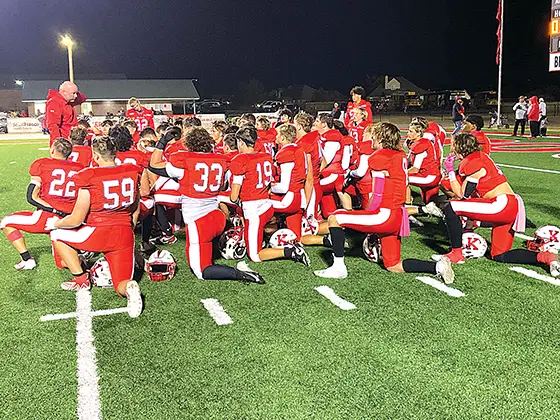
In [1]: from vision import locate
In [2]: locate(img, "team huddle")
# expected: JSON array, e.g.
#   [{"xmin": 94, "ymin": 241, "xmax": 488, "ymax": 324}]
[{"xmin": 2, "ymin": 89, "xmax": 559, "ymax": 318}]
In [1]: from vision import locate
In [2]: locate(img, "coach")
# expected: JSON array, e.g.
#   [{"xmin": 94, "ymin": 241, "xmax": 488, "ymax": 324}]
[{"xmin": 45, "ymin": 81, "xmax": 86, "ymax": 145}]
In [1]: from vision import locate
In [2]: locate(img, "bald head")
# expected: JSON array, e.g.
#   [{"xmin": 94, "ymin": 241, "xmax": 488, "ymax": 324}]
[{"xmin": 59, "ymin": 81, "xmax": 78, "ymax": 102}]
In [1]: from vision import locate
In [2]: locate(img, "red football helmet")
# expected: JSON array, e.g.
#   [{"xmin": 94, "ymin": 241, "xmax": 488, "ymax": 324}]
[
  {"xmin": 146, "ymin": 250, "xmax": 177, "ymax": 281},
  {"xmin": 219, "ymin": 226, "xmax": 247, "ymax": 260}
]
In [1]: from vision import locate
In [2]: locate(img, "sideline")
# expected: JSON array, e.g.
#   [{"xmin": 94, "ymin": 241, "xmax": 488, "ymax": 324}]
[{"xmin": 495, "ymin": 163, "xmax": 560, "ymax": 175}]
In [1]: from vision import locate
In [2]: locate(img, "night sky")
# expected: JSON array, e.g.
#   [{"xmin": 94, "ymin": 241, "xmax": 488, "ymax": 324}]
[{"xmin": 0, "ymin": 0, "xmax": 555, "ymax": 97}]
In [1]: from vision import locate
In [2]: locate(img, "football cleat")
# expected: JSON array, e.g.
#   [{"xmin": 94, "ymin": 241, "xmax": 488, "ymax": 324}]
[
  {"xmin": 363, "ymin": 234, "xmax": 382, "ymax": 263},
  {"xmin": 219, "ymin": 226, "xmax": 247, "ymax": 260},
  {"xmin": 422, "ymin": 202, "xmax": 444, "ymax": 218},
  {"xmin": 90, "ymin": 258, "xmax": 113, "ymax": 288},
  {"xmin": 408, "ymin": 215, "xmax": 424, "ymax": 227},
  {"xmin": 61, "ymin": 273, "xmax": 91, "ymax": 291},
  {"xmin": 126, "ymin": 280, "xmax": 143, "ymax": 318},
  {"xmin": 313, "ymin": 265, "xmax": 348, "ymax": 279},
  {"xmin": 235, "ymin": 261, "xmax": 265, "ymax": 284},
  {"xmin": 436, "ymin": 256, "xmax": 454, "ymax": 284},
  {"xmin": 550, "ymin": 260, "xmax": 560, "ymax": 277},
  {"xmin": 149, "ymin": 234, "xmax": 177, "ymax": 245},
  {"xmin": 269, "ymin": 228, "xmax": 298, "ymax": 248},
  {"xmin": 432, "ymin": 249, "xmax": 465, "ymax": 264},
  {"xmin": 146, "ymin": 250, "xmax": 177, "ymax": 281},
  {"xmin": 14, "ymin": 258, "xmax": 36, "ymax": 270},
  {"xmin": 288, "ymin": 243, "xmax": 310, "ymax": 267},
  {"xmin": 462, "ymin": 232, "xmax": 487, "ymax": 259}
]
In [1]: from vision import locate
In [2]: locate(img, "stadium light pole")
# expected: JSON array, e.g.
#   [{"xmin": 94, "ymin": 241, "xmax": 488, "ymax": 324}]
[{"xmin": 60, "ymin": 34, "xmax": 75, "ymax": 83}]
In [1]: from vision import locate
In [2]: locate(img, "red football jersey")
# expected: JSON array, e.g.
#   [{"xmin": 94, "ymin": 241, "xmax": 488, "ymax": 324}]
[
  {"xmin": 472, "ymin": 130, "xmax": 491, "ymax": 155},
  {"xmin": 125, "ymin": 107, "xmax": 155, "ymax": 131},
  {"xmin": 214, "ymin": 141, "xmax": 225, "ymax": 154},
  {"xmin": 348, "ymin": 121, "xmax": 370, "ymax": 143},
  {"xmin": 29, "ymin": 158, "xmax": 85, "ymax": 214},
  {"xmin": 73, "ymin": 164, "xmax": 142, "ymax": 226},
  {"xmin": 168, "ymin": 151, "xmax": 228, "ymax": 199},
  {"xmin": 344, "ymin": 99, "xmax": 373, "ymax": 128},
  {"xmin": 274, "ymin": 143, "xmax": 306, "ymax": 192},
  {"xmin": 230, "ymin": 153, "xmax": 274, "ymax": 202},
  {"xmin": 163, "ymin": 141, "xmax": 185, "ymax": 161},
  {"xmin": 116, "ymin": 149, "xmax": 149, "ymax": 168},
  {"xmin": 458, "ymin": 151, "xmax": 507, "ymax": 197},
  {"xmin": 408, "ymin": 138, "xmax": 441, "ymax": 178},
  {"xmin": 85, "ymin": 128, "xmax": 95, "ymax": 146},
  {"xmin": 68, "ymin": 145, "xmax": 92, "ymax": 167},
  {"xmin": 425, "ymin": 121, "xmax": 446, "ymax": 162},
  {"xmin": 320, "ymin": 129, "xmax": 345, "ymax": 176},
  {"xmin": 255, "ymin": 128, "xmax": 277, "ymax": 157},
  {"xmin": 368, "ymin": 148, "xmax": 408, "ymax": 209},
  {"xmin": 296, "ymin": 131, "xmax": 321, "ymax": 184}
]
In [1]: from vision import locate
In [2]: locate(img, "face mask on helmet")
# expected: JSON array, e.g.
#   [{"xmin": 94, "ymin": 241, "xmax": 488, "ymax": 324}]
[
  {"xmin": 301, "ymin": 215, "xmax": 319, "ymax": 236},
  {"xmin": 91, "ymin": 257, "xmax": 113, "ymax": 288},
  {"xmin": 219, "ymin": 227, "xmax": 247, "ymax": 260},
  {"xmin": 363, "ymin": 234, "xmax": 382, "ymax": 263},
  {"xmin": 147, "ymin": 250, "xmax": 177, "ymax": 281},
  {"xmin": 526, "ymin": 225, "xmax": 560, "ymax": 253}
]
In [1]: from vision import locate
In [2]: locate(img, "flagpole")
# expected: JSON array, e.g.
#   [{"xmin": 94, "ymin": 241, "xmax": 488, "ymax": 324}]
[{"xmin": 497, "ymin": 0, "xmax": 504, "ymax": 125}]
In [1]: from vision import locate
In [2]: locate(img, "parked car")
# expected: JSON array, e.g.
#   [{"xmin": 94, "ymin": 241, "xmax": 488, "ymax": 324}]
[{"xmin": 254, "ymin": 101, "xmax": 282, "ymax": 112}]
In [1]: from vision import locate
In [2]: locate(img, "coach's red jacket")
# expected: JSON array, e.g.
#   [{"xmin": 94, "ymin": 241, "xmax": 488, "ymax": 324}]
[{"xmin": 45, "ymin": 89, "xmax": 87, "ymax": 144}]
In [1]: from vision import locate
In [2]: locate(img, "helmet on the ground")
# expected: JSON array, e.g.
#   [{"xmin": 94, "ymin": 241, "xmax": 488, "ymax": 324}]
[
  {"xmin": 301, "ymin": 215, "xmax": 319, "ymax": 236},
  {"xmin": 269, "ymin": 228, "xmax": 298, "ymax": 248},
  {"xmin": 462, "ymin": 232, "xmax": 487, "ymax": 259},
  {"xmin": 219, "ymin": 226, "xmax": 247, "ymax": 260},
  {"xmin": 526, "ymin": 225, "xmax": 560, "ymax": 253},
  {"xmin": 90, "ymin": 258, "xmax": 113, "ymax": 288},
  {"xmin": 146, "ymin": 250, "xmax": 177, "ymax": 281},
  {"xmin": 363, "ymin": 234, "xmax": 382, "ymax": 263}
]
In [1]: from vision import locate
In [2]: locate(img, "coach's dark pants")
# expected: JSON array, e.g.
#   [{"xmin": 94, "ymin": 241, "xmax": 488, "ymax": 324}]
[
  {"xmin": 529, "ymin": 120, "xmax": 539, "ymax": 138},
  {"xmin": 513, "ymin": 119, "xmax": 525, "ymax": 136}
]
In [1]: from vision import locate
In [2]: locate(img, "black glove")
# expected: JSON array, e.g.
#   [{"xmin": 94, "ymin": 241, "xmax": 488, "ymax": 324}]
[
  {"xmin": 156, "ymin": 128, "xmax": 181, "ymax": 150},
  {"xmin": 343, "ymin": 175, "xmax": 355, "ymax": 189}
]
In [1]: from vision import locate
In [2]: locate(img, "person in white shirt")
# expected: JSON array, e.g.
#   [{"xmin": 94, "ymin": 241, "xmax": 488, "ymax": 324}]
[{"xmin": 512, "ymin": 96, "xmax": 527, "ymax": 136}]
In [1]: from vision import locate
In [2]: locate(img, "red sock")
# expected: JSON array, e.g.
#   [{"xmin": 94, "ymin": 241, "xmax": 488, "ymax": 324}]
[
  {"xmin": 7, "ymin": 230, "xmax": 23, "ymax": 243},
  {"xmin": 537, "ymin": 251, "xmax": 557, "ymax": 266},
  {"xmin": 73, "ymin": 273, "xmax": 89, "ymax": 285}
]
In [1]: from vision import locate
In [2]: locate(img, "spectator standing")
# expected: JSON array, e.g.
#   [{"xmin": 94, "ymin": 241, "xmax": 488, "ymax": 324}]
[
  {"xmin": 451, "ymin": 97, "xmax": 465, "ymax": 138},
  {"xmin": 343, "ymin": 86, "xmax": 373, "ymax": 129},
  {"xmin": 512, "ymin": 96, "xmax": 527, "ymax": 136},
  {"xmin": 45, "ymin": 81, "xmax": 86, "ymax": 145},
  {"xmin": 539, "ymin": 98, "xmax": 547, "ymax": 137},
  {"xmin": 527, "ymin": 96, "xmax": 540, "ymax": 139},
  {"xmin": 330, "ymin": 102, "xmax": 341, "ymax": 119}
]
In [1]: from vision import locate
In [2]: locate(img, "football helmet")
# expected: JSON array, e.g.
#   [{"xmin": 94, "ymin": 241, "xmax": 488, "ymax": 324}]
[
  {"xmin": 231, "ymin": 215, "xmax": 244, "ymax": 228},
  {"xmin": 526, "ymin": 225, "xmax": 560, "ymax": 253},
  {"xmin": 90, "ymin": 258, "xmax": 113, "ymax": 288},
  {"xmin": 146, "ymin": 250, "xmax": 177, "ymax": 281},
  {"xmin": 363, "ymin": 234, "xmax": 382, "ymax": 263},
  {"xmin": 269, "ymin": 228, "xmax": 298, "ymax": 248},
  {"xmin": 219, "ymin": 226, "xmax": 247, "ymax": 260},
  {"xmin": 462, "ymin": 232, "xmax": 487, "ymax": 259},
  {"xmin": 301, "ymin": 215, "xmax": 319, "ymax": 236}
]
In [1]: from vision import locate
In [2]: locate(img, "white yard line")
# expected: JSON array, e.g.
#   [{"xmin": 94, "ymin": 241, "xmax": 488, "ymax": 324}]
[
  {"xmin": 495, "ymin": 163, "xmax": 560, "ymax": 175},
  {"xmin": 509, "ymin": 266, "xmax": 560, "ymax": 286},
  {"xmin": 40, "ymin": 306, "xmax": 128, "ymax": 322},
  {"xmin": 514, "ymin": 233, "xmax": 534, "ymax": 241},
  {"xmin": 200, "ymin": 298, "xmax": 233, "ymax": 325},
  {"xmin": 416, "ymin": 276, "xmax": 465, "ymax": 297},
  {"xmin": 314, "ymin": 286, "xmax": 357, "ymax": 310},
  {"xmin": 75, "ymin": 289, "xmax": 102, "ymax": 420}
]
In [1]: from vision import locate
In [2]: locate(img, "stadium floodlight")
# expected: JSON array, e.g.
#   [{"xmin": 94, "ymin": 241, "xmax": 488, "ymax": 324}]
[{"xmin": 59, "ymin": 34, "xmax": 75, "ymax": 83}]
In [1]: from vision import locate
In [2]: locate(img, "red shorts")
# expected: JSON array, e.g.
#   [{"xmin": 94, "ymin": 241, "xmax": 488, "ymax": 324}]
[
  {"xmin": 243, "ymin": 200, "xmax": 274, "ymax": 262},
  {"xmin": 1, "ymin": 210, "xmax": 59, "ymax": 234},
  {"xmin": 51, "ymin": 225, "xmax": 134, "ymax": 290},
  {"xmin": 271, "ymin": 191, "xmax": 303, "ymax": 240},
  {"xmin": 184, "ymin": 209, "xmax": 226, "ymax": 279},
  {"xmin": 409, "ymin": 173, "xmax": 442, "ymax": 203},
  {"xmin": 450, "ymin": 194, "xmax": 519, "ymax": 257},
  {"xmin": 139, "ymin": 197, "xmax": 155, "ymax": 220},
  {"xmin": 320, "ymin": 173, "xmax": 344, "ymax": 194},
  {"xmin": 440, "ymin": 174, "xmax": 464, "ymax": 192},
  {"xmin": 333, "ymin": 208, "xmax": 403, "ymax": 268}
]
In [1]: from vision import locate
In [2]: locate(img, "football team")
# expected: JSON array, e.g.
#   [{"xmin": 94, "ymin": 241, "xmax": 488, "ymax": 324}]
[{"xmin": 2, "ymin": 90, "xmax": 559, "ymax": 318}]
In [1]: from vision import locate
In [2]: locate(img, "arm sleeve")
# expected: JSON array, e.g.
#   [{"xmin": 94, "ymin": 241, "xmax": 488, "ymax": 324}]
[
  {"xmin": 412, "ymin": 151, "xmax": 427, "ymax": 169},
  {"xmin": 341, "ymin": 145, "xmax": 352, "ymax": 170},
  {"xmin": 165, "ymin": 162, "xmax": 184, "ymax": 179},
  {"xmin": 350, "ymin": 154, "xmax": 371, "ymax": 178},
  {"xmin": 271, "ymin": 162, "xmax": 294, "ymax": 194},
  {"xmin": 322, "ymin": 141, "xmax": 340, "ymax": 165},
  {"xmin": 46, "ymin": 101, "xmax": 63, "ymax": 138},
  {"xmin": 229, "ymin": 156, "xmax": 245, "ymax": 185},
  {"xmin": 26, "ymin": 184, "xmax": 59, "ymax": 214}
]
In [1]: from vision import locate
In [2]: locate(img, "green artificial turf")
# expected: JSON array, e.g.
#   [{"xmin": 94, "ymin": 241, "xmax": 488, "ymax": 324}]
[{"xmin": 0, "ymin": 137, "xmax": 559, "ymax": 419}]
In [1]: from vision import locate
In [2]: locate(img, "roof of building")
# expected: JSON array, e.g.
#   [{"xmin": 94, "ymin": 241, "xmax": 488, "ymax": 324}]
[
  {"xmin": 22, "ymin": 79, "xmax": 200, "ymax": 102},
  {"xmin": 369, "ymin": 76, "xmax": 427, "ymax": 97}
]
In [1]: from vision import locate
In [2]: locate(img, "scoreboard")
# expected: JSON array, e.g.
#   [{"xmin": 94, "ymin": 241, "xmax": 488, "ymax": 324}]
[{"xmin": 550, "ymin": 0, "xmax": 560, "ymax": 71}]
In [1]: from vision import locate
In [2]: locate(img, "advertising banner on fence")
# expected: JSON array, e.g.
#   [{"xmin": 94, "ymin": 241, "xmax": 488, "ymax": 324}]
[{"xmin": 7, "ymin": 118, "xmax": 43, "ymax": 133}]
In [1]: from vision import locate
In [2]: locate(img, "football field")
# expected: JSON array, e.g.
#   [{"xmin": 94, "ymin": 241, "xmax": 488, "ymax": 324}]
[{"xmin": 1, "ymin": 133, "xmax": 560, "ymax": 419}]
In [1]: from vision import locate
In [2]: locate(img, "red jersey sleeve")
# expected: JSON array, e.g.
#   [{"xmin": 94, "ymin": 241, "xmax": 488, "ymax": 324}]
[
  {"xmin": 229, "ymin": 154, "xmax": 247, "ymax": 177},
  {"xmin": 73, "ymin": 168, "xmax": 94, "ymax": 190},
  {"xmin": 459, "ymin": 155, "xmax": 483, "ymax": 177},
  {"xmin": 168, "ymin": 152, "xmax": 185, "ymax": 169},
  {"xmin": 368, "ymin": 152, "xmax": 389, "ymax": 172},
  {"xmin": 29, "ymin": 159, "xmax": 45, "ymax": 177},
  {"xmin": 410, "ymin": 139, "xmax": 429, "ymax": 155}
]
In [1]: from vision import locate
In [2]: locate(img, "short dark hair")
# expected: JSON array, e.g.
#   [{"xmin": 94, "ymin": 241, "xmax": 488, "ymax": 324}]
[
  {"xmin": 101, "ymin": 119, "xmax": 114, "ymax": 128},
  {"xmin": 334, "ymin": 120, "xmax": 348, "ymax": 136},
  {"xmin": 256, "ymin": 116, "xmax": 271, "ymax": 130},
  {"xmin": 184, "ymin": 127, "xmax": 214, "ymax": 153},
  {"xmin": 69, "ymin": 127, "xmax": 87, "ymax": 146},
  {"xmin": 139, "ymin": 127, "xmax": 156, "ymax": 138},
  {"xmin": 156, "ymin": 122, "xmax": 170, "ymax": 134},
  {"xmin": 183, "ymin": 116, "xmax": 202, "ymax": 128},
  {"xmin": 465, "ymin": 115, "xmax": 484, "ymax": 131},
  {"xmin": 223, "ymin": 133, "xmax": 238, "ymax": 151},
  {"xmin": 92, "ymin": 136, "xmax": 117, "ymax": 160},
  {"xmin": 212, "ymin": 120, "xmax": 229, "ymax": 134},
  {"xmin": 318, "ymin": 113, "xmax": 334, "ymax": 129},
  {"xmin": 223, "ymin": 125, "xmax": 239, "ymax": 136},
  {"xmin": 350, "ymin": 86, "xmax": 365, "ymax": 97},
  {"xmin": 109, "ymin": 125, "xmax": 133, "ymax": 152},
  {"xmin": 53, "ymin": 138, "xmax": 73, "ymax": 159},
  {"xmin": 278, "ymin": 109, "xmax": 293, "ymax": 120},
  {"xmin": 240, "ymin": 113, "xmax": 256, "ymax": 125},
  {"xmin": 236, "ymin": 125, "xmax": 258, "ymax": 147},
  {"xmin": 122, "ymin": 119, "xmax": 137, "ymax": 130},
  {"xmin": 77, "ymin": 119, "xmax": 90, "ymax": 128}
]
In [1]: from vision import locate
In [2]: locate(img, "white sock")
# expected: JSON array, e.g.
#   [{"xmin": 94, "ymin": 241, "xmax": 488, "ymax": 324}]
[{"xmin": 332, "ymin": 256, "xmax": 345, "ymax": 270}]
